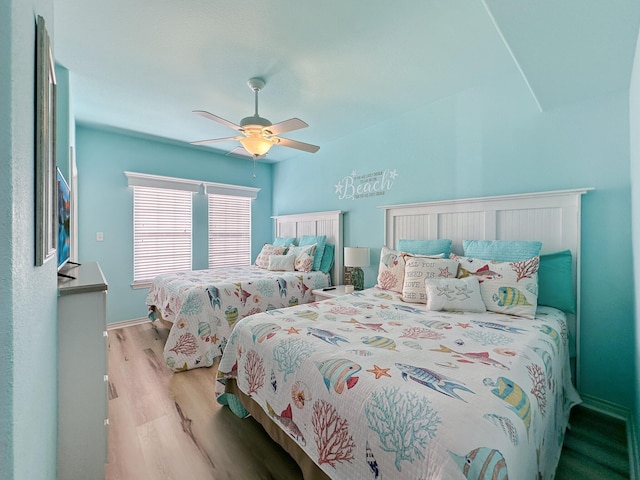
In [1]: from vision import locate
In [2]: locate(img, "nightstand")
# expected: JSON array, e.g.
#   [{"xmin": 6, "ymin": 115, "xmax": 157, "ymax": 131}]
[{"xmin": 312, "ymin": 285, "xmax": 352, "ymax": 301}]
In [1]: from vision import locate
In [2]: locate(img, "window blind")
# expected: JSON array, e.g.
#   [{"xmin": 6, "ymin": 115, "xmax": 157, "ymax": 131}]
[
  {"xmin": 208, "ymin": 194, "xmax": 251, "ymax": 268},
  {"xmin": 133, "ymin": 185, "xmax": 192, "ymax": 284}
]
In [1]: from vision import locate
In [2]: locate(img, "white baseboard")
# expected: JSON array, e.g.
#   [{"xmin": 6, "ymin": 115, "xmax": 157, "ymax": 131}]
[
  {"xmin": 579, "ymin": 393, "xmax": 637, "ymax": 480},
  {"xmin": 107, "ymin": 317, "xmax": 151, "ymax": 331}
]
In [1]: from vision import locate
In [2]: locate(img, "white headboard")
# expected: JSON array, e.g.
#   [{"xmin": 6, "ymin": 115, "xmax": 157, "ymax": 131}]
[
  {"xmin": 272, "ymin": 210, "xmax": 344, "ymax": 286},
  {"xmin": 380, "ymin": 188, "xmax": 592, "ymax": 387}
]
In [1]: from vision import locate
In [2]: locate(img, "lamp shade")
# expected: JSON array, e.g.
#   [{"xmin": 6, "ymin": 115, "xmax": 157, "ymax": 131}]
[{"xmin": 344, "ymin": 247, "xmax": 370, "ymax": 267}]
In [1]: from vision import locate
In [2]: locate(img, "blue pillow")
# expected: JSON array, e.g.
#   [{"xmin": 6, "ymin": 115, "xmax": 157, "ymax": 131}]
[
  {"xmin": 537, "ymin": 250, "xmax": 575, "ymax": 313},
  {"xmin": 273, "ymin": 237, "xmax": 297, "ymax": 247},
  {"xmin": 299, "ymin": 235, "xmax": 326, "ymax": 271},
  {"xmin": 397, "ymin": 239, "xmax": 452, "ymax": 257},
  {"xmin": 319, "ymin": 244, "xmax": 334, "ymax": 273},
  {"xmin": 462, "ymin": 240, "xmax": 542, "ymax": 262}
]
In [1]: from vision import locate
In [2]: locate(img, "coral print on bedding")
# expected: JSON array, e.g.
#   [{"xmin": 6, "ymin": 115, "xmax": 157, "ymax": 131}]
[
  {"xmin": 216, "ymin": 287, "xmax": 580, "ymax": 480},
  {"xmin": 146, "ymin": 265, "xmax": 330, "ymax": 371}
]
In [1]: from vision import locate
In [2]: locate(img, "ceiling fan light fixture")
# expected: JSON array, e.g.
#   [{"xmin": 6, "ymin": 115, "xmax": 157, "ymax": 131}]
[{"xmin": 239, "ymin": 135, "xmax": 273, "ymax": 156}]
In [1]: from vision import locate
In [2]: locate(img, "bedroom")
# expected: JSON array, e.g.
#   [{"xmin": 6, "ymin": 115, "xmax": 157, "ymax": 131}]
[{"xmin": 2, "ymin": 0, "xmax": 640, "ymax": 479}]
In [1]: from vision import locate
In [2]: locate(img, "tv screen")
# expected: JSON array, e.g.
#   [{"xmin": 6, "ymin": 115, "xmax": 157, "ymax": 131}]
[{"xmin": 57, "ymin": 167, "xmax": 71, "ymax": 270}]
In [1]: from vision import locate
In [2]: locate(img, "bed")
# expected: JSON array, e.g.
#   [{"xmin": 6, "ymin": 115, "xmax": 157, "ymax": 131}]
[
  {"xmin": 214, "ymin": 188, "xmax": 590, "ymax": 479},
  {"xmin": 146, "ymin": 210, "xmax": 343, "ymax": 372}
]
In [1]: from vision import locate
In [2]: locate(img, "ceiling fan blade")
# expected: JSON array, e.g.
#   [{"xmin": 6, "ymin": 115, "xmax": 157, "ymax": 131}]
[
  {"xmin": 276, "ymin": 137, "xmax": 320, "ymax": 153},
  {"xmin": 190, "ymin": 136, "xmax": 240, "ymax": 146},
  {"xmin": 266, "ymin": 118, "xmax": 308, "ymax": 136},
  {"xmin": 193, "ymin": 110, "xmax": 242, "ymax": 131}
]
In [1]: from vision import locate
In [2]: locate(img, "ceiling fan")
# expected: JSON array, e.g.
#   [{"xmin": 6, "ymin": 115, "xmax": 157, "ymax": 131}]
[{"xmin": 191, "ymin": 78, "xmax": 320, "ymax": 158}]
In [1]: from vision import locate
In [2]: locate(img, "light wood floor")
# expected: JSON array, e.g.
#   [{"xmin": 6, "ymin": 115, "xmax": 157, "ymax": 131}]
[{"xmin": 106, "ymin": 322, "xmax": 630, "ymax": 480}]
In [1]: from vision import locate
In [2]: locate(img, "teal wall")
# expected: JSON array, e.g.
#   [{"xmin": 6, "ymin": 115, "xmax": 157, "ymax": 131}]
[
  {"xmin": 1, "ymin": 0, "xmax": 59, "ymax": 479},
  {"xmin": 274, "ymin": 71, "xmax": 635, "ymax": 411},
  {"xmin": 75, "ymin": 126, "xmax": 274, "ymax": 324},
  {"xmin": 1, "ymin": 2, "xmax": 638, "ymax": 476},
  {"xmin": 631, "ymin": 26, "xmax": 640, "ymax": 465}
]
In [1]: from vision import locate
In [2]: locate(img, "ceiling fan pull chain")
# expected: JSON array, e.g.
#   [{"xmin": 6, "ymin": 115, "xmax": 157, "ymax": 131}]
[{"xmin": 253, "ymin": 157, "xmax": 257, "ymax": 178}]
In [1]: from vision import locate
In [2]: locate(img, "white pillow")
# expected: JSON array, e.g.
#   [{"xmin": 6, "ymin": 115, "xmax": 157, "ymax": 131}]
[
  {"xmin": 254, "ymin": 244, "xmax": 287, "ymax": 269},
  {"xmin": 425, "ymin": 277, "xmax": 486, "ymax": 313},
  {"xmin": 402, "ymin": 255, "xmax": 459, "ymax": 303},
  {"xmin": 376, "ymin": 246, "xmax": 405, "ymax": 293},
  {"xmin": 452, "ymin": 254, "xmax": 539, "ymax": 319},
  {"xmin": 268, "ymin": 254, "xmax": 296, "ymax": 272},
  {"xmin": 287, "ymin": 244, "xmax": 317, "ymax": 272}
]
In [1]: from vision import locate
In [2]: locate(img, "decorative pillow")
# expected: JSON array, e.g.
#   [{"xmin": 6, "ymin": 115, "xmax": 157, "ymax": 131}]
[
  {"xmin": 299, "ymin": 235, "xmax": 326, "ymax": 271},
  {"xmin": 376, "ymin": 246, "xmax": 406, "ymax": 293},
  {"xmin": 288, "ymin": 244, "xmax": 317, "ymax": 272},
  {"xmin": 319, "ymin": 244, "xmax": 335, "ymax": 274},
  {"xmin": 267, "ymin": 254, "xmax": 296, "ymax": 272},
  {"xmin": 538, "ymin": 250, "xmax": 575, "ymax": 313},
  {"xmin": 402, "ymin": 255, "xmax": 459, "ymax": 303},
  {"xmin": 273, "ymin": 237, "xmax": 297, "ymax": 248},
  {"xmin": 425, "ymin": 276, "xmax": 486, "ymax": 313},
  {"xmin": 453, "ymin": 254, "xmax": 539, "ymax": 319},
  {"xmin": 462, "ymin": 240, "xmax": 542, "ymax": 262},
  {"xmin": 397, "ymin": 239, "xmax": 452, "ymax": 258},
  {"xmin": 254, "ymin": 244, "xmax": 287, "ymax": 269}
]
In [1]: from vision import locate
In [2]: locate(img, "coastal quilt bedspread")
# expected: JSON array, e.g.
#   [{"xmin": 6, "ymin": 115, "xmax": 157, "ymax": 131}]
[
  {"xmin": 146, "ymin": 266, "xmax": 330, "ymax": 371},
  {"xmin": 216, "ymin": 287, "xmax": 580, "ymax": 479}
]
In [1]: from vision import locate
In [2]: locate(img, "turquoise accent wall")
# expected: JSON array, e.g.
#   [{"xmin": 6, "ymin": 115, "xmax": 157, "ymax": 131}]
[
  {"xmin": 630, "ymin": 26, "xmax": 640, "ymax": 465},
  {"xmin": 75, "ymin": 126, "xmax": 274, "ymax": 324},
  {"xmin": 1, "ymin": 1, "xmax": 59, "ymax": 479},
  {"xmin": 274, "ymin": 71, "xmax": 635, "ymax": 411}
]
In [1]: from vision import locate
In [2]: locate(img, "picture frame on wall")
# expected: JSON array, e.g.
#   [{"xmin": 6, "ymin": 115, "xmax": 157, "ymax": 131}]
[{"xmin": 35, "ymin": 15, "xmax": 57, "ymax": 266}]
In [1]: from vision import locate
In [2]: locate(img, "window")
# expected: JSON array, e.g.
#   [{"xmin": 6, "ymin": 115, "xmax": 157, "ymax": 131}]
[
  {"xmin": 126, "ymin": 171, "xmax": 260, "ymax": 285},
  {"xmin": 208, "ymin": 194, "xmax": 252, "ymax": 268},
  {"xmin": 132, "ymin": 185, "xmax": 192, "ymax": 285}
]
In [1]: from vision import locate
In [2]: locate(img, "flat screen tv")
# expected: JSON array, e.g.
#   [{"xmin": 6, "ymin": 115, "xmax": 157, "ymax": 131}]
[{"xmin": 57, "ymin": 167, "xmax": 71, "ymax": 271}]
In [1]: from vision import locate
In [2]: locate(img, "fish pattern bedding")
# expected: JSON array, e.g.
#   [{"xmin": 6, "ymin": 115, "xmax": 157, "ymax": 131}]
[
  {"xmin": 146, "ymin": 265, "xmax": 330, "ymax": 371},
  {"xmin": 216, "ymin": 287, "xmax": 580, "ymax": 479}
]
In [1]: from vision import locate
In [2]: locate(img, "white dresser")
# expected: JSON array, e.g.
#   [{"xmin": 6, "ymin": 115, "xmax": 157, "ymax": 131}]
[{"xmin": 57, "ymin": 262, "xmax": 108, "ymax": 480}]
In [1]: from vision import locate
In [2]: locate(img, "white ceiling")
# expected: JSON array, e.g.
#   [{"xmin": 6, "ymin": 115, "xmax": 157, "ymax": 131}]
[{"xmin": 53, "ymin": 0, "xmax": 640, "ymax": 163}]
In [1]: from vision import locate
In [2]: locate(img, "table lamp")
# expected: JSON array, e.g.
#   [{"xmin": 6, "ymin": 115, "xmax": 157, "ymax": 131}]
[{"xmin": 344, "ymin": 247, "xmax": 369, "ymax": 291}]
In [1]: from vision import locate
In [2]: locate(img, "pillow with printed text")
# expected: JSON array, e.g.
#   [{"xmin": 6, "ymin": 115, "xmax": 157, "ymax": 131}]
[{"xmin": 402, "ymin": 254, "xmax": 459, "ymax": 303}]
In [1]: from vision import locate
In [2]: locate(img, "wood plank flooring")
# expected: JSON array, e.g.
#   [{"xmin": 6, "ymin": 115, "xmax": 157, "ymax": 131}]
[{"xmin": 106, "ymin": 322, "xmax": 630, "ymax": 480}]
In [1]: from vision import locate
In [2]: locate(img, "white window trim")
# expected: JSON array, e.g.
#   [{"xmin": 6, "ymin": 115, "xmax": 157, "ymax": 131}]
[
  {"xmin": 125, "ymin": 171, "xmax": 260, "ymax": 198},
  {"xmin": 126, "ymin": 171, "xmax": 260, "ymax": 287},
  {"xmin": 204, "ymin": 181, "xmax": 260, "ymax": 199}
]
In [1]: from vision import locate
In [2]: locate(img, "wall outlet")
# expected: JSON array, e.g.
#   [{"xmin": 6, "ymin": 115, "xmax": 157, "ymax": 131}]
[{"xmin": 96, "ymin": 232, "xmax": 104, "ymax": 242}]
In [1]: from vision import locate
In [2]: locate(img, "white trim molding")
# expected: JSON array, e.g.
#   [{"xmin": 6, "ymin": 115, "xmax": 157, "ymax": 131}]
[
  {"xmin": 124, "ymin": 171, "xmax": 260, "ymax": 199},
  {"xmin": 204, "ymin": 181, "xmax": 259, "ymax": 199},
  {"xmin": 106, "ymin": 317, "xmax": 151, "ymax": 331},
  {"xmin": 125, "ymin": 171, "xmax": 201, "ymax": 192}
]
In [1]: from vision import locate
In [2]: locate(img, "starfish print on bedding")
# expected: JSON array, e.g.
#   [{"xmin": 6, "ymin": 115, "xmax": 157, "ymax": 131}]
[
  {"xmin": 367, "ymin": 365, "xmax": 391, "ymax": 379},
  {"xmin": 439, "ymin": 267, "xmax": 453, "ymax": 277},
  {"xmin": 454, "ymin": 285, "xmax": 472, "ymax": 299},
  {"xmin": 436, "ymin": 285, "xmax": 455, "ymax": 300},
  {"xmin": 287, "ymin": 327, "xmax": 301, "ymax": 335}
]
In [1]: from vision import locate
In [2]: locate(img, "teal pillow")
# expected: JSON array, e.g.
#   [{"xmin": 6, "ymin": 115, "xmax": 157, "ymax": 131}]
[
  {"xmin": 463, "ymin": 240, "xmax": 542, "ymax": 262},
  {"xmin": 273, "ymin": 237, "xmax": 297, "ymax": 247},
  {"xmin": 538, "ymin": 250, "xmax": 575, "ymax": 313},
  {"xmin": 397, "ymin": 239, "xmax": 452, "ymax": 257},
  {"xmin": 319, "ymin": 244, "xmax": 334, "ymax": 273},
  {"xmin": 299, "ymin": 235, "xmax": 326, "ymax": 271}
]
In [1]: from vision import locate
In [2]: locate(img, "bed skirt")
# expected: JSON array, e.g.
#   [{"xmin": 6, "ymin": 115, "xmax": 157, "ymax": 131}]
[{"xmin": 222, "ymin": 379, "xmax": 330, "ymax": 480}]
